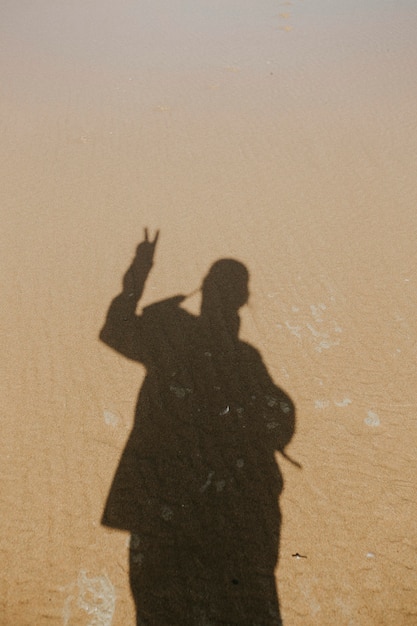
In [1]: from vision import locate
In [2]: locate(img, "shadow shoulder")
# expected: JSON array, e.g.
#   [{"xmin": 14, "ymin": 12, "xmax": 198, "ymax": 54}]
[
  {"xmin": 141, "ymin": 295, "xmax": 196, "ymax": 328},
  {"xmin": 238, "ymin": 340, "xmax": 263, "ymax": 362}
]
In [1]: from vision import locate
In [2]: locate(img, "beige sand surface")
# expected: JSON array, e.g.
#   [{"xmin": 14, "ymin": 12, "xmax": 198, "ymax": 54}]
[{"xmin": 2, "ymin": 1, "xmax": 417, "ymax": 624}]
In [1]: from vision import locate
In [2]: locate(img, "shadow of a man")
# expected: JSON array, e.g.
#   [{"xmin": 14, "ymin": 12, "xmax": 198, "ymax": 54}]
[{"xmin": 100, "ymin": 230, "xmax": 296, "ymax": 625}]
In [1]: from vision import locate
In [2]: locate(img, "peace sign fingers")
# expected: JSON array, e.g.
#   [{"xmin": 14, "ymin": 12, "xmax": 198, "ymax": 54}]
[{"xmin": 144, "ymin": 228, "xmax": 160, "ymax": 247}]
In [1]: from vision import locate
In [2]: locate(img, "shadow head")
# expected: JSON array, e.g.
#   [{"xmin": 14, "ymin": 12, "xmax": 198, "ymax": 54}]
[{"xmin": 201, "ymin": 259, "xmax": 249, "ymax": 314}]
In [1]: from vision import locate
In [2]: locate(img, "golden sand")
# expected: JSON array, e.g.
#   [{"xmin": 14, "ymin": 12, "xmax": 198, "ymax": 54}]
[{"xmin": 2, "ymin": 1, "xmax": 417, "ymax": 624}]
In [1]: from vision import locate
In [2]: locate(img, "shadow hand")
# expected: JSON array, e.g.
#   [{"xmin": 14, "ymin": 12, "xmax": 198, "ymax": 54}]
[
  {"xmin": 135, "ymin": 228, "xmax": 160, "ymax": 271},
  {"xmin": 123, "ymin": 228, "xmax": 160, "ymax": 296}
]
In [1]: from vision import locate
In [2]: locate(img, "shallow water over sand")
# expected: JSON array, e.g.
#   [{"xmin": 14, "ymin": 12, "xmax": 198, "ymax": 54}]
[{"xmin": 2, "ymin": 2, "xmax": 417, "ymax": 624}]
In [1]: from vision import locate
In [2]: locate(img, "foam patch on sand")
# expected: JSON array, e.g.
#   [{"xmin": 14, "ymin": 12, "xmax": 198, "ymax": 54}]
[{"xmin": 62, "ymin": 570, "xmax": 115, "ymax": 626}]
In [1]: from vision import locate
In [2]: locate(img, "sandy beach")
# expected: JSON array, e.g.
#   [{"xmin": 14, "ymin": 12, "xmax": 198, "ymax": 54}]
[{"xmin": 2, "ymin": 1, "xmax": 417, "ymax": 624}]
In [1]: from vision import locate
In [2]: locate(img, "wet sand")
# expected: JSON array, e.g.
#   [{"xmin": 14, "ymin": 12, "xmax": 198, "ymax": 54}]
[{"xmin": 1, "ymin": 1, "xmax": 417, "ymax": 624}]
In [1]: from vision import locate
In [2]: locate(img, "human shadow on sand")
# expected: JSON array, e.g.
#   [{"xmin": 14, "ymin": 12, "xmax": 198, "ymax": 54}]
[{"xmin": 100, "ymin": 230, "xmax": 297, "ymax": 625}]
